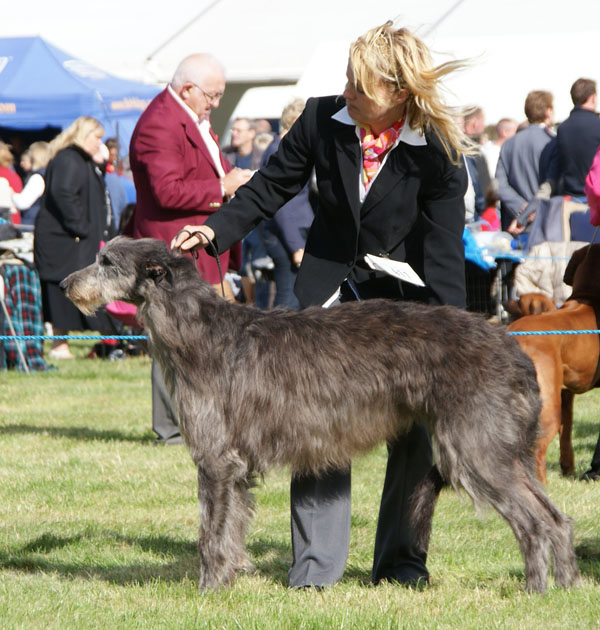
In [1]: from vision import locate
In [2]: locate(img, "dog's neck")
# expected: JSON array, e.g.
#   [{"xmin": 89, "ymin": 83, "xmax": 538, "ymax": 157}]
[{"xmin": 566, "ymin": 293, "xmax": 600, "ymax": 307}]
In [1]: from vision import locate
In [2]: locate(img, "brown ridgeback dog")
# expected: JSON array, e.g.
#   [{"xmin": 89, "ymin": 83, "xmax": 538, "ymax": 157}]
[
  {"xmin": 506, "ymin": 293, "xmax": 557, "ymax": 319},
  {"xmin": 507, "ymin": 244, "xmax": 600, "ymax": 483}
]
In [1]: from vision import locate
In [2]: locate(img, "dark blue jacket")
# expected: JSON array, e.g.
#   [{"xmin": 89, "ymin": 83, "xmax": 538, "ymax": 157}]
[
  {"xmin": 261, "ymin": 137, "xmax": 315, "ymax": 254},
  {"xmin": 554, "ymin": 107, "xmax": 600, "ymax": 196}
]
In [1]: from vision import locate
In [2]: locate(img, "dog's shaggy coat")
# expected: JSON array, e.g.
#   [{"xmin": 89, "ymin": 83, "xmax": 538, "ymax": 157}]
[{"xmin": 61, "ymin": 237, "xmax": 579, "ymax": 592}]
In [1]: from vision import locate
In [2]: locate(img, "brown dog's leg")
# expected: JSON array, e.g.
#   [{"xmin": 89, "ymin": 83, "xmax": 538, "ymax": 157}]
[
  {"xmin": 534, "ymin": 359, "xmax": 564, "ymax": 484},
  {"xmin": 559, "ymin": 390, "xmax": 576, "ymax": 476}
]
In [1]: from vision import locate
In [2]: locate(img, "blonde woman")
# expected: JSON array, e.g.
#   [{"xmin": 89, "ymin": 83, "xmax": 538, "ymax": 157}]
[
  {"xmin": 12, "ymin": 141, "xmax": 51, "ymax": 225},
  {"xmin": 34, "ymin": 116, "xmax": 115, "ymax": 359},
  {"xmin": 173, "ymin": 22, "xmax": 473, "ymax": 588}
]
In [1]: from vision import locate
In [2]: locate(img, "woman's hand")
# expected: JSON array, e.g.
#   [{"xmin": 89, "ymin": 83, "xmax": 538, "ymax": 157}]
[{"xmin": 170, "ymin": 225, "xmax": 216, "ymax": 252}]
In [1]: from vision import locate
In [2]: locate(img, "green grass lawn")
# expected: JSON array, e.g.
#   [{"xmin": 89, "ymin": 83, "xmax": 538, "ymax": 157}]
[{"xmin": 1, "ymin": 342, "xmax": 599, "ymax": 629}]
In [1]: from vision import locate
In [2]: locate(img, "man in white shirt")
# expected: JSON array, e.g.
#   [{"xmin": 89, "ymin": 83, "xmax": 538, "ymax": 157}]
[{"xmin": 481, "ymin": 117, "xmax": 518, "ymax": 179}]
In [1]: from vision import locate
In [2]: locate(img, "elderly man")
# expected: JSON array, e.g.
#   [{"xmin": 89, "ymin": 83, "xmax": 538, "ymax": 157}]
[{"xmin": 127, "ymin": 53, "xmax": 252, "ymax": 444}]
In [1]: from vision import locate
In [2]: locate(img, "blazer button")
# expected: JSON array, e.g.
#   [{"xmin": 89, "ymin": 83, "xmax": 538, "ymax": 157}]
[{"xmin": 75, "ymin": 237, "xmax": 80, "ymax": 243}]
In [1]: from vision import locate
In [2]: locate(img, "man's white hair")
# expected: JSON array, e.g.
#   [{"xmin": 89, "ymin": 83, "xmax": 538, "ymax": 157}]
[{"xmin": 171, "ymin": 53, "xmax": 225, "ymax": 89}]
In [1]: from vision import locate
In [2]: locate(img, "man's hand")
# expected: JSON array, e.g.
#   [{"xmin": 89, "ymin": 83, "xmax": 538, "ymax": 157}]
[
  {"xmin": 507, "ymin": 219, "xmax": 526, "ymax": 236},
  {"xmin": 221, "ymin": 167, "xmax": 253, "ymax": 198},
  {"xmin": 170, "ymin": 225, "xmax": 215, "ymax": 252}
]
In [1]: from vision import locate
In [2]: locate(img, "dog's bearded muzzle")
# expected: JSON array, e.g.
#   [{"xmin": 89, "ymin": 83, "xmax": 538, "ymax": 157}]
[{"xmin": 60, "ymin": 264, "xmax": 111, "ymax": 316}]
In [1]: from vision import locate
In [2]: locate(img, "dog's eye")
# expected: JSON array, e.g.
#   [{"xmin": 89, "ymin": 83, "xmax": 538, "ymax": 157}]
[{"xmin": 100, "ymin": 255, "xmax": 113, "ymax": 267}]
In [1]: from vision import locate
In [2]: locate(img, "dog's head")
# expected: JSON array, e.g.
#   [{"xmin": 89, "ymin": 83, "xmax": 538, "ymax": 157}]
[
  {"xmin": 506, "ymin": 293, "xmax": 557, "ymax": 320},
  {"xmin": 61, "ymin": 236, "xmax": 197, "ymax": 315},
  {"xmin": 563, "ymin": 243, "xmax": 600, "ymax": 302}
]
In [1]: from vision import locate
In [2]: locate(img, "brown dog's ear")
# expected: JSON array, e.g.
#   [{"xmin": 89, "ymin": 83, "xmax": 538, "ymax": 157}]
[{"xmin": 563, "ymin": 245, "xmax": 589, "ymax": 286}]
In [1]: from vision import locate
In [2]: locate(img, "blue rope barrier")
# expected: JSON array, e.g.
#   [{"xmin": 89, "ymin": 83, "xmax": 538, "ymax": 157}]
[
  {"xmin": 508, "ymin": 330, "xmax": 600, "ymax": 336},
  {"xmin": 518, "ymin": 255, "xmax": 573, "ymax": 261},
  {"xmin": 1, "ymin": 330, "xmax": 600, "ymax": 342},
  {"xmin": 0, "ymin": 335, "xmax": 148, "ymax": 341}
]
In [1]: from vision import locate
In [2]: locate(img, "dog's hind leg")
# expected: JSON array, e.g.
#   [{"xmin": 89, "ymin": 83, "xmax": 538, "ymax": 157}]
[
  {"xmin": 559, "ymin": 390, "xmax": 576, "ymax": 477},
  {"xmin": 481, "ymin": 460, "xmax": 579, "ymax": 592},
  {"xmin": 409, "ymin": 465, "xmax": 446, "ymax": 555},
  {"xmin": 485, "ymin": 477, "xmax": 551, "ymax": 593},
  {"xmin": 532, "ymin": 359, "xmax": 564, "ymax": 484},
  {"xmin": 520, "ymin": 472, "xmax": 579, "ymax": 588}
]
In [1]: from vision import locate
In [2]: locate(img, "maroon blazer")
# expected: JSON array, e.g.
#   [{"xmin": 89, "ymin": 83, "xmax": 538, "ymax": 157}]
[{"xmin": 128, "ymin": 88, "xmax": 239, "ymax": 283}]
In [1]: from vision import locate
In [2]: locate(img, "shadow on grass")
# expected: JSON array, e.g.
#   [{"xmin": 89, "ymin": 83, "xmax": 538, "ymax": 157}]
[
  {"xmin": 0, "ymin": 531, "xmax": 378, "ymax": 588},
  {"xmin": 0, "ymin": 423, "xmax": 153, "ymax": 444},
  {"xmin": 572, "ymin": 418, "xmax": 600, "ymax": 441},
  {"xmin": 9, "ymin": 531, "xmax": 593, "ymax": 590},
  {"xmin": 0, "ymin": 531, "xmax": 198, "ymax": 586},
  {"xmin": 246, "ymin": 538, "xmax": 292, "ymax": 586},
  {"xmin": 576, "ymin": 537, "xmax": 600, "ymax": 584},
  {"xmin": 0, "ymin": 532, "xmax": 306, "ymax": 587},
  {"xmin": 247, "ymin": 539, "xmax": 376, "ymax": 587}
]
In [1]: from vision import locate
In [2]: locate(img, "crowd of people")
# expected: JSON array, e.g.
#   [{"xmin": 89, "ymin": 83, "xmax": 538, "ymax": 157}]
[
  {"xmin": 1, "ymin": 18, "xmax": 600, "ymax": 588},
  {"xmin": 463, "ymin": 79, "xmax": 600, "ymax": 241},
  {"xmin": 3, "ymin": 67, "xmax": 600, "ymax": 322}
]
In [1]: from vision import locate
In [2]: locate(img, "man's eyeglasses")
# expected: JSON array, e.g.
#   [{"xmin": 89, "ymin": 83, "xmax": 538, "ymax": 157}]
[{"xmin": 190, "ymin": 82, "xmax": 224, "ymax": 105}]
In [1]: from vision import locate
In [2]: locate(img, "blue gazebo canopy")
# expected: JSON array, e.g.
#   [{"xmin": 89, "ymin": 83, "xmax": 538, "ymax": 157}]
[{"xmin": 0, "ymin": 36, "xmax": 160, "ymax": 151}]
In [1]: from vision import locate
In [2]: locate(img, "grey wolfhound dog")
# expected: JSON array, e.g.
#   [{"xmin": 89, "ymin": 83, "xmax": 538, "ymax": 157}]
[{"xmin": 61, "ymin": 236, "xmax": 579, "ymax": 593}]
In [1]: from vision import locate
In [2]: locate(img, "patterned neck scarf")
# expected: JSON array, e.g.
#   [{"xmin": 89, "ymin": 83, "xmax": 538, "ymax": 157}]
[{"xmin": 359, "ymin": 116, "xmax": 405, "ymax": 189}]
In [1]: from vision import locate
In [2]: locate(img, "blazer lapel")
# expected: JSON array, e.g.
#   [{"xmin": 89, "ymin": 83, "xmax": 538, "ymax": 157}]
[
  {"xmin": 360, "ymin": 145, "xmax": 411, "ymax": 218},
  {"xmin": 182, "ymin": 119, "xmax": 221, "ymax": 174},
  {"xmin": 333, "ymin": 122, "xmax": 362, "ymax": 224}
]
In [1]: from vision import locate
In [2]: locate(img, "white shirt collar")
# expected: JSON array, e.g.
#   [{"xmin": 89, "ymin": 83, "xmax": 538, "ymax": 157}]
[
  {"xmin": 168, "ymin": 84, "xmax": 204, "ymax": 125},
  {"xmin": 167, "ymin": 85, "xmax": 223, "ymax": 176},
  {"xmin": 331, "ymin": 105, "xmax": 427, "ymax": 147}
]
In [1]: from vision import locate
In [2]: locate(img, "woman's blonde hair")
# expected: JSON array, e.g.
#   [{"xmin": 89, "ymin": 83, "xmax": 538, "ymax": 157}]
[
  {"xmin": 280, "ymin": 98, "xmax": 306, "ymax": 134},
  {"xmin": 25, "ymin": 141, "xmax": 51, "ymax": 171},
  {"xmin": 349, "ymin": 21, "xmax": 474, "ymax": 163},
  {"xmin": 48, "ymin": 116, "xmax": 104, "ymax": 159}
]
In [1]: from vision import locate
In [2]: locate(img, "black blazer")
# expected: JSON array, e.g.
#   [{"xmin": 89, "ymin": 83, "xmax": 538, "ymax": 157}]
[
  {"xmin": 206, "ymin": 96, "xmax": 467, "ymax": 308},
  {"xmin": 34, "ymin": 145, "xmax": 111, "ymax": 282}
]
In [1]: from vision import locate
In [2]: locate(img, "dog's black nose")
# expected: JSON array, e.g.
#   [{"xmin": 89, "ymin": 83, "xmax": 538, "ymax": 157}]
[{"xmin": 59, "ymin": 279, "xmax": 68, "ymax": 292}]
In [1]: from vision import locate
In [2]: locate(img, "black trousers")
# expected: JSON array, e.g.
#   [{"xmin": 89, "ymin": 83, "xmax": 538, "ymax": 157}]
[{"xmin": 587, "ymin": 430, "xmax": 600, "ymax": 473}]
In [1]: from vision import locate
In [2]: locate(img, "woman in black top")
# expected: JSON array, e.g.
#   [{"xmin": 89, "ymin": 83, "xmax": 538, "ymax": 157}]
[{"xmin": 35, "ymin": 116, "xmax": 115, "ymax": 359}]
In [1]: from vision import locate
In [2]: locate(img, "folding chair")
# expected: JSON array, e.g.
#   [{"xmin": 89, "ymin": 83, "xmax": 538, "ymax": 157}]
[{"xmin": 0, "ymin": 272, "xmax": 30, "ymax": 374}]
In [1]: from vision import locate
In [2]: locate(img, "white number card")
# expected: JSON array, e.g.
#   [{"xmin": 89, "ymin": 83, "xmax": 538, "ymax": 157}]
[{"xmin": 364, "ymin": 254, "xmax": 426, "ymax": 287}]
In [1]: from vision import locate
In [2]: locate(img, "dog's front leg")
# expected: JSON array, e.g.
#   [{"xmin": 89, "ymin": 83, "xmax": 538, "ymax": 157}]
[
  {"xmin": 196, "ymin": 464, "xmax": 246, "ymax": 589},
  {"xmin": 223, "ymin": 479, "xmax": 256, "ymax": 576}
]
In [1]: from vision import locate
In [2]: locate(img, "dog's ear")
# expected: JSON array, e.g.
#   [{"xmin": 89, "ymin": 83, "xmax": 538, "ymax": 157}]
[
  {"xmin": 145, "ymin": 259, "xmax": 174, "ymax": 286},
  {"xmin": 563, "ymin": 246, "xmax": 589, "ymax": 286}
]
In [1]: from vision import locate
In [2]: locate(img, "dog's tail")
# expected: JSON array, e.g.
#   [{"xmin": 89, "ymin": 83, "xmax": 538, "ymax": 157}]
[{"xmin": 409, "ymin": 465, "xmax": 447, "ymax": 553}]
